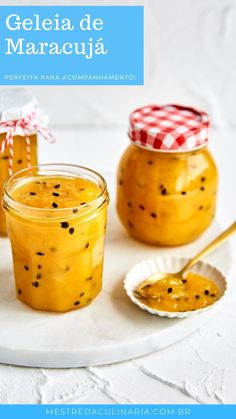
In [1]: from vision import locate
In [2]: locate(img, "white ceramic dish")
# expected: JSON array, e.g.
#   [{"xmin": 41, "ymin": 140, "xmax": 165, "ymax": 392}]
[{"xmin": 124, "ymin": 257, "xmax": 228, "ymax": 318}]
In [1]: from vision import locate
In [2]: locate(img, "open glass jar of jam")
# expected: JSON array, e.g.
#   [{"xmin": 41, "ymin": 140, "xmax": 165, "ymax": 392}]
[
  {"xmin": 0, "ymin": 88, "xmax": 52, "ymax": 236},
  {"xmin": 117, "ymin": 104, "xmax": 218, "ymax": 246},
  {"xmin": 3, "ymin": 164, "xmax": 109, "ymax": 312}
]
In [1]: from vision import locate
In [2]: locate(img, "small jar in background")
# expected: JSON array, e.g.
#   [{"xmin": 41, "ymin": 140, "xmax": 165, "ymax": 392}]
[
  {"xmin": 0, "ymin": 88, "xmax": 53, "ymax": 236},
  {"xmin": 117, "ymin": 104, "xmax": 218, "ymax": 246}
]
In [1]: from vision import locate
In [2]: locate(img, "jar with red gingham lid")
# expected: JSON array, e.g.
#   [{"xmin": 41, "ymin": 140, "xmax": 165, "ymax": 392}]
[
  {"xmin": 117, "ymin": 104, "xmax": 218, "ymax": 246},
  {"xmin": 0, "ymin": 88, "xmax": 54, "ymax": 236}
]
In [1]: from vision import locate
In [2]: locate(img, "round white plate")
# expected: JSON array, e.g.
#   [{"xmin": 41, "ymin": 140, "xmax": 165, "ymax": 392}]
[{"xmin": 0, "ymin": 206, "xmax": 234, "ymax": 368}]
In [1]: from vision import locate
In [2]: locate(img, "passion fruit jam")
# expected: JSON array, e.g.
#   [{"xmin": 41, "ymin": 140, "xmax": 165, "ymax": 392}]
[
  {"xmin": 0, "ymin": 133, "xmax": 37, "ymax": 236},
  {"xmin": 117, "ymin": 145, "xmax": 218, "ymax": 246},
  {"xmin": 3, "ymin": 165, "xmax": 109, "ymax": 312},
  {"xmin": 137, "ymin": 273, "xmax": 220, "ymax": 312},
  {"xmin": 117, "ymin": 104, "xmax": 218, "ymax": 246}
]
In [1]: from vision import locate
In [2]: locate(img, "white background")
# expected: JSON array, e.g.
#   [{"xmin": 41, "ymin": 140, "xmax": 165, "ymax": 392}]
[
  {"xmin": 1, "ymin": 0, "xmax": 236, "ymax": 405},
  {"xmin": 4, "ymin": 0, "xmax": 236, "ymax": 129}
]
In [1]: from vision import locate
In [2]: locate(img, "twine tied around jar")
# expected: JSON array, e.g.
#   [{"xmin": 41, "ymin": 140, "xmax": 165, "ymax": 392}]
[{"xmin": 0, "ymin": 108, "xmax": 55, "ymax": 175}]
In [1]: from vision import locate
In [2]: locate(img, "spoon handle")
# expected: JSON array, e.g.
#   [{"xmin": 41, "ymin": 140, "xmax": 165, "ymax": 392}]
[{"xmin": 180, "ymin": 221, "xmax": 236, "ymax": 275}]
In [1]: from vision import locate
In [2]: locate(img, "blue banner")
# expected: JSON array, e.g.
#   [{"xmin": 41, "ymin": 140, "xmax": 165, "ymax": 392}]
[
  {"xmin": 0, "ymin": 6, "xmax": 144, "ymax": 85},
  {"xmin": 0, "ymin": 405, "xmax": 236, "ymax": 419}
]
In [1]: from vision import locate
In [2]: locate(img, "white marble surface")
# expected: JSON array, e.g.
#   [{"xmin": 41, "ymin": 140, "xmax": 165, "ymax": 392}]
[
  {"xmin": 0, "ymin": 127, "xmax": 236, "ymax": 404},
  {"xmin": 0, "ymin": 211, "xmax": 233, "ymax": 368}
]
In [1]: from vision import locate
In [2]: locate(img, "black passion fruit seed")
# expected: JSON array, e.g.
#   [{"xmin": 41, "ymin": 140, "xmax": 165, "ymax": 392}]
[
  {"xmin": 61, "ymin": 222, "xmax": 69, "ymax": 229},
  {"xmin": 52, "ymin": 202, "xmax": 58, "ymax": 208},
  {"xmin": 69, "ymin": 227, "xmax": 75, "ymax": 235}
]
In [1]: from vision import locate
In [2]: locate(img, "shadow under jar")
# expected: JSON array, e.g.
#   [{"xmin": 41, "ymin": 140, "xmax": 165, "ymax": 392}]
[
  {"xmin": 3, "ymin": 164, "xmax": 109, "ymax": 312},
  {"xmin": 117, "ymin": 104, "xmax": 218, "ymax": 246}
]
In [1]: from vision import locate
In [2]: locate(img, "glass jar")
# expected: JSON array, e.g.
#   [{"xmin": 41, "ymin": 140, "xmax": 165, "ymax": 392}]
[
  {"xmin": 117, "ymin": 104, "xmax": 218, "ymax": 246},
  {"xmin": 0, "ymin": 88, "xmax": 52, "ymax": 236},
  {"xmin": 3, "ymin": 164, "xmax": 109, "ymax": 312},
  {"xmin": 0, "ymin": 133, "xmax": 37, "ymax": 235}
]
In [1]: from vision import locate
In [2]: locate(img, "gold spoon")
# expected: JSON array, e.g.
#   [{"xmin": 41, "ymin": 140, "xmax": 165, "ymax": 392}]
[{"xmin": 135, "ymin": 221, "xmax": 236, "ymax": 299}]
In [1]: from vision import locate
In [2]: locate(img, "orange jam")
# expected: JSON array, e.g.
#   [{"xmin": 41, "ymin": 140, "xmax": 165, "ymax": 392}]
[
  {"xmin": 12, "ymin": 176, "xmax": 101, "ymax": 209},
  {"xmin": 117, "ymin": 145, "xmax": 218, "ymax": 246},
  {"xmin": 137, "ymin": 273, "xmax": 220, "ymax": 312},
  {"xmin": 0, "ymin": 133, "xmax": 37, "ymax": 235},
  {"xmin": 3, "ymin": 166, "xmax": 109, "ymax": 312}
]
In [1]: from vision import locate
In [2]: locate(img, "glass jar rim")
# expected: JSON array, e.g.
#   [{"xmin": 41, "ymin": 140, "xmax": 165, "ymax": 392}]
[
  {"xmin": 129, "ymin": 140, "xmax": 208, "ymax": 154},
  {"xmin": 3, "ymin": 163, "xmax": 109, "ymax": 220}
]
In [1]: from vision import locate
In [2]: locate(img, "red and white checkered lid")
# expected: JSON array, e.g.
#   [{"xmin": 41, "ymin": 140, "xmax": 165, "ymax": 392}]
[{"xmin": 128, "ymin": 104, "xmax": 210, "ymax": 152}]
